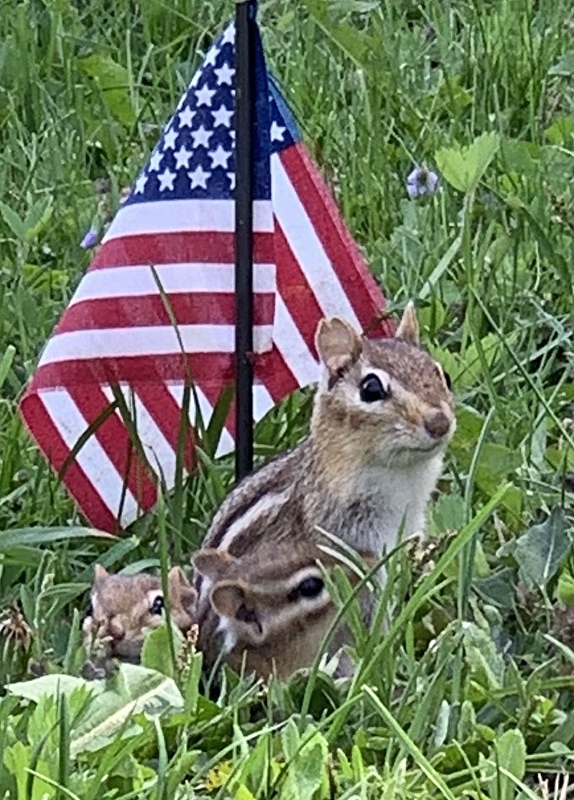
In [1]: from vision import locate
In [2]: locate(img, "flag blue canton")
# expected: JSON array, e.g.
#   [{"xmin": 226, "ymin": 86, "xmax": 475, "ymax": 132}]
[
  {"xmin": 124, "ymin": 19, "xmax": 301, "ymax": 210},
  {"xmin": 268, "ymin": 75, "xmax": 300, "ymax": 154}
]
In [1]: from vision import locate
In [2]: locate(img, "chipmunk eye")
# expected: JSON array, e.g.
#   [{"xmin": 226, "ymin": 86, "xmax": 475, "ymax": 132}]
[
  {"xmin": 150, "ymin": 595, "xmax": 164, "ymax": 615},
  {"xmin": 287, "ymin": 576, "xmax": 324, "ymax": 602},
  {"xmin": 359, "ymin": 374, "xmax": 391, "ymax": 403},
  {"xmin": 84, "ymin": 602, "xmax": 93, "ymax": 619}
]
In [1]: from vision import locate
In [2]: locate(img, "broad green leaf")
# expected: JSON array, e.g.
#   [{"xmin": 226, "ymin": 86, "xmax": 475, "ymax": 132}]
[
  {"xmin": 462, "ymin": 622, "xmax": 505, "ymax": 690},
  {"xmin": 557, "ymin": 572, "xmax": 574, "ymax": 606},
  {"xmin": 7, "ymin": 674, "xmax": 98, "ymax": 703},
  {"xmin": 473, "ymin": 567, "xmax": 515, "ymax": 610},
  {"xmin": 512, "ymin": 507, "xmax": 570, "ymax": 588},
  {"xmin": 141, "ymin": 622, "xmax": 184, "ymax": 677},
  {"xmin": 0, "ymin": 526, "xmax": 115, "ymax": 552},
  {"xmin": 23, "ymin": 196, "xmax": 54, "ymax": 243},
  {"xmin": 79, "ymin": 53, "xmax": 135, "ymax": 127},
  {"xmin": 485, "ymin": 729, "xmax": 526, "ymax": 800},
  {"xmin": 0, "ymin": 201, "xmax": 27, "ymax": 240},
  {"xmin": 3, "ymin": 741, "xmax": 56, "ymax": 800},
  {"xmin": 545, "ymin": 115, "xmax": 574, "ymax": 145},
  {"xmin": 281, "ymin": 723, "xmax": 329, "ymax": 800},
  {"xmin": 70, "ymin": 663, "xmax": 183, "ymax": 756},
  {"xmin": 548, "ymin": 52, "xmax": 574, "ymax": 76},
  {"xmin": 499, "ymin": 138, "xmax": 542, "ymax": 177},
  {"xmin": 431, "ymin": 493, "xmax": 466, "ymax": 534},
  {"xmin": 435, "ymin": 132, "xmax": 501, "ymax": 193}
]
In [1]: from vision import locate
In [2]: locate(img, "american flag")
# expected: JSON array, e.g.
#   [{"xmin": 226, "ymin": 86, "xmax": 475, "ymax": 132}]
[{"xmin": 20, "ymin": 18, "xmax": 392, "ymax": 532}]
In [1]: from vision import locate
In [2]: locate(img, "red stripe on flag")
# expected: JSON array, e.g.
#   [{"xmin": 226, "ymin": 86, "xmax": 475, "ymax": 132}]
[
  {"xmin": 69, "ymin": 385, "xmax": 158, "ymax": 512},
  {"xmin": 29, "ymin": 349, "xmax": 300, "ymax": 402},
  {"xmin": 19, "ymin": 393, "xmax": 118, "ymax": 531},
  {"xmin": 28, "ymin": 353, "xmax": 236, "ymax": 391},
  {"xmin": 201, "ymin": 345, "xmax": 299, "ymax": 443},
  {"xmin": 90, "ymin": 231, "xmax": 274, "ymax": 270},
  {"xmin": 134, "ymin": 382, "xmax": 196, "ymax": 472},
  {"xmin": 255, "ymin": 346, "xmax": 300, "ymax": 402},
  {"xmin": 273, "ymin": 219, "xmax": 324, "ymax": 360},
  {"xmin": 280, "ymin": 144, "xmax": 394, "ymax": 338},
  {"xmin": 56, "ymin": 293, "xmax": 276, "ymax": 333}
]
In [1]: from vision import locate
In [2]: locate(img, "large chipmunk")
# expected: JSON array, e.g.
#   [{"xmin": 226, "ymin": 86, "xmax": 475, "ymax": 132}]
[
  {"xmin": 83, "ymin": 565, "xmax": 197, "ymax": 663},
  {"xmin": 195, "ymin": 303, "xmax": 455, "ymax": 670}
]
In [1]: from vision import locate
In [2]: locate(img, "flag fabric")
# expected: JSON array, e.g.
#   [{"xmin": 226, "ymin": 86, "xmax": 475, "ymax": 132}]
[{"xmin": 20, "ymin": 14, "xmax": 393, "ymax": 533}]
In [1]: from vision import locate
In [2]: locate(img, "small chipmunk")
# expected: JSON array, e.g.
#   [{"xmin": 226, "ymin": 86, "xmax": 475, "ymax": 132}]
[
  {"xmin": 197, "ymin": 302, "xmax": 454, "ymax": 578},
  {"xmin": 193, "ymin": 539, "xmax": 373, "ymax": 681},
  {"xmin": 83, "ymin": 564, "xmax": 197, "ymax": 663}
]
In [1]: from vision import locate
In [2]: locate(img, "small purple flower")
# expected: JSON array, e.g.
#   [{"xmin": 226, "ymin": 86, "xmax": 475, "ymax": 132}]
[
  {"xmin": 80, "ymin": 225, "xmax": 100, "ymax": 250},
  {"xmin": 406, "ymin": 166, "xmax": 439, "ymax": 199}
]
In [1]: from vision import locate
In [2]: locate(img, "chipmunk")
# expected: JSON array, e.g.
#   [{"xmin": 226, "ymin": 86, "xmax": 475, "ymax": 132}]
[
  {"xmin": 83, "ymin": 564, "xmax": 197, "ymax": 664},
  {"xmin": 193, "ymin": 539, "xmax": 374, "ymax": 681},
  {"xmin": 195, "ymin": 303, "xmax": 455, "ymax": 660}
]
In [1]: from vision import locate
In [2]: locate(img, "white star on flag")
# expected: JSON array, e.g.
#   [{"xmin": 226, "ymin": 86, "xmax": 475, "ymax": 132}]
[
  {"xmin": 196, "ymin": 85, "xmax": 216, "ymax": 107},
  {"xmin": 214, "ymin": 64, "xmax": 234, "ymax": 85},
  {"xmin": 188, "ymin": 165, "xmax": 210, "ymax": 189},
  {"xmin": 209, "ymin": 145, "xmax": 231, "ymax": 169},
  {"xmin": 149, "ymin": 150, "xmax": 163, "ymax": 172},
  {"xmin": 212, "ymin": 105, "xmax": 233, "ymax": 127},
  {"xmin": 134, "ymin": 173, "xmax": 147, "ymax": 193},
  {"xmin": 158, "ymin": 168, "xmax": 176, "ymax": 191},
  {"xmin": 221, "ymin": 25, "xmax": 235, "ymax": 44},
  {"xmin": 270, "ymin": 121, "xmax": 286, "ymax": 142},
  {"xmin": 191, "ymin": 126, "xmax": 211, "ymax": 148},
  {"xmin": 178, "ymin": 106, "xmax": 195, "ymax": 127},
  {"xmin": 174, "ymin": 146, "xmax": 192, "ymax": 169},
  {"xmin": 163, "ymin": 128, "xmax": 178, "ymax": 150}
]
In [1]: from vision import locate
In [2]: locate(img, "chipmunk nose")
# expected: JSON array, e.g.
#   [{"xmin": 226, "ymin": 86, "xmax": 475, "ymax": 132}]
[
  {"xmin": 107, "ymin": 622, "xmax": 125, "ymax": 642},
  {"xmin": 424, "ymin": 411, "xmax": 451, "ymax": 439}
]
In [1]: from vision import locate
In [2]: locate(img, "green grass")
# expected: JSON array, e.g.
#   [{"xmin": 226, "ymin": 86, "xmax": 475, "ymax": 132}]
[{"xmin": 1, "ymin": 0, "xmax": 574, "ymax": 796}]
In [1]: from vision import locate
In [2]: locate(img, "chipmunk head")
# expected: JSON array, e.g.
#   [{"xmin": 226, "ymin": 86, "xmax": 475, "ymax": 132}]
[
  {"xmin": 312, "ymin": 302, "xmax": 455, "ymax": 469},
  {"xmin": 83, "ymin": 565, "xmax": 197, "ymax": 662},
  {"xmin": 193, "ymin": 543, "xmax": 353, "ymax": 680}
]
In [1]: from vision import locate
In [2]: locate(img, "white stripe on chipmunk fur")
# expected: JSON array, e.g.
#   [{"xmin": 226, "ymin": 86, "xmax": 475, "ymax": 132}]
[
  {"xmin": 217, "ymin": 487, "xmax": 293, "ymax": 551},
  {"xmin": 215, "ymin": 616, "xmax": 238, "ymax": 654}
]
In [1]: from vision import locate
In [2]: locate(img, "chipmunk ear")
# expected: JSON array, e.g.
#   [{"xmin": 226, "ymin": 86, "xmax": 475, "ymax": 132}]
[
  {"xmin": 211, "ymin": 581, "xmax": 263, "ymax": 640},
  {"xmin": 395, "ymin": 301, "xmax": 419, "ymax": 345},
  {"xmin": 315, "ymin": 317, "xmax": 362, "ymax": 375},
  {"xmin": 94, "ymin": 564, "xmax": 109, "ymax": 582},
  {"xmin": 193, "ymin": 549, "xmax": 238, "ymax": 581},
  {"xmin": 168, "ymin": 565, "xmax": 191, "ymax": 588},
  {"xmin": 168, "ymin": 567, "xmax": 197, "ymax": 613}
]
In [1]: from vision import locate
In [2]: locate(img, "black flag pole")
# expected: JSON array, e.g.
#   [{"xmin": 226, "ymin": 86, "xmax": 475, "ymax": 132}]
[{"xmin": 234, "ymin": 0, "xmax": 255, "ymax": 483}]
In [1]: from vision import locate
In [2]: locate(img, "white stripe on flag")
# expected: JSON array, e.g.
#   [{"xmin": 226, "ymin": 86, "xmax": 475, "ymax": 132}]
[
  {"xmin": 69, "ymin": 263, "xmax": 276, "ymax": 305},
  {"xmin": 101, "ymin": 384, "xmax": 179, "ymax": 487},
  {"xmin": 103, "ymin": 198, "xmax": 274, "ymax": 241},
  {"xmin": 273, "ymin": 295, "xmax": 320, "ymax": 386},
  {"xmin": 38, "ymin": 388, "xmax": 139, "ymax": 522},
  {"xmin": 39, "ymin": 324, "xmax": 274, "ymax": 365},
  {"xmin": 253, "ymin": 384, "xmax": 275, "ymax": 421},
  {"xmin": 167, "ymin": 382, "xmax": 235, "ymax": 458},
  {"xmin": 271, "ymin": 154, "xmax": 360, "ymax": 327}
]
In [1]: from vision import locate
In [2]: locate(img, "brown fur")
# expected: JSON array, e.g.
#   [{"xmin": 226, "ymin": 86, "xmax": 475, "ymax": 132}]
[{"xmin": 194, "ymin": 541, "xmax": 369, "ymax": 680}]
